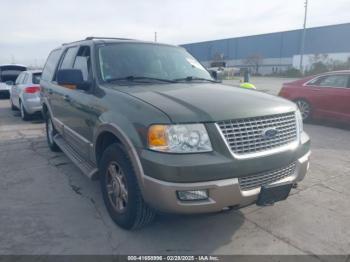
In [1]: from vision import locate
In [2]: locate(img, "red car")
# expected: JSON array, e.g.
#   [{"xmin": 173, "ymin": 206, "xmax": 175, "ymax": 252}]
[{"xmin": 279, "ymin": 70, "xmax": 350, "ymax": 123}]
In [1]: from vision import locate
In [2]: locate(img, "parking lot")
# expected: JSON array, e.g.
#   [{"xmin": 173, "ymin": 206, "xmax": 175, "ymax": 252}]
[
  {"xmin": 223, "ymin": 76, "xmax": 299, "ymax": 95},
  {"xmin": 0, "ymin": 78, "xmax": 350, "ymax": 256}
]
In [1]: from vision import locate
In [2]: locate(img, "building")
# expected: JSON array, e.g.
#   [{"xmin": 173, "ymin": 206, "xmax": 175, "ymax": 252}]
[{"xmin": 181, "ymin": 23, "xmax": 350, "ymax": 75}]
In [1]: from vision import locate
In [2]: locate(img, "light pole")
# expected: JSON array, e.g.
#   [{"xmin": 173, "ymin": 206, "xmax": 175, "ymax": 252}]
[{"xmin": 299, "ymin": 0, "xmax": 309, "ymax": 74}]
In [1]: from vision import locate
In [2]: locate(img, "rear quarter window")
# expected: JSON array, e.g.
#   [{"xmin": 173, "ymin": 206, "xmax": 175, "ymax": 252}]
[
  {"xmin": 22, "ymin": 73, "xmax": 29, "ymax": 84},
  {"xmin": 41, "ymin": 49, "xmax": 62, "ymax": 81},
  {"xmin": 15, "ymin": 73, "xmax": 24, "ymax": 84}
]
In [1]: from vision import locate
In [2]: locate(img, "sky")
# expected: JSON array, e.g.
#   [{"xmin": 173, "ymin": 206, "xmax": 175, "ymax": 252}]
[{"xmin": 0, "ymin": 0, "xmax": 349, "ymax": 66}]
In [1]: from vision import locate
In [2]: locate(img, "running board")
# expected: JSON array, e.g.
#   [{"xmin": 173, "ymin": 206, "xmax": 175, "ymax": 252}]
[{"xmin": 54, "ymin": 134, "xmax": 98, "ymax": 180}]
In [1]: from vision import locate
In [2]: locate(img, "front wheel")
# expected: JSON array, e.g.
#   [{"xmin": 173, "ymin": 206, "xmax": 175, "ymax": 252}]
[
  {"xmin": 295, "ymin": 99, "xmax": 312, "ymax": 121},
  {"xmin": 99, "ymin": 143, "xmax": 155, "ymax": 230}
]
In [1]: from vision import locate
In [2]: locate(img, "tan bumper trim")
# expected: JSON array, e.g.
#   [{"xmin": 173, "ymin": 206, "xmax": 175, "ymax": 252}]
[{"xmin": 141, "ymin": 151, "xmax": 311, "ymax": 214}]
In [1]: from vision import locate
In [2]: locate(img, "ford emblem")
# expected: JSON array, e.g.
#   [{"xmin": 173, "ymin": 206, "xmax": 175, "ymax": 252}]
[{"xmin": 262, "ymin": 128, "xmax": 278, "ymax": 139}]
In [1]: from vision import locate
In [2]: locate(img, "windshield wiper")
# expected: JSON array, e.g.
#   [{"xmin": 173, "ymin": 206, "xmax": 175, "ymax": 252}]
[
  {"xmin": 106, "ymin": 76, "xmax": 176, "ymax": 83},
  {"xmin": 173, "ymin": 76, "xmax": 217, "ymax": 83}
]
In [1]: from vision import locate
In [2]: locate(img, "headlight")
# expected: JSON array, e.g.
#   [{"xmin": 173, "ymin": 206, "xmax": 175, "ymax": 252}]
[
  {"xmin": 148, "ymin": 124, "xmax": 212, "ymax": 153},
  {"xmin": 296, "ymin": 109, "xmax": 303, "ymax": 133}
]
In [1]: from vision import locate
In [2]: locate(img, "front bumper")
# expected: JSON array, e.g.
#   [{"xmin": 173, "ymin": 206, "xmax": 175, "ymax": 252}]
[{"xmin": 142, "ymin": 150, "xmax": 310, "ymax": 214}]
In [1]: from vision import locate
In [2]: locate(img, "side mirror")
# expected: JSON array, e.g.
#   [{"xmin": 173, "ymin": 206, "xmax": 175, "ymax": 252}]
[
  {"xmin": 209, "ymin": 69, "xmax": 223, "ymax": 82},
  {"xmin": 57, "ymin": 69, "xmax": 89, "ymax": 90},
  {"xmin": 5, "ymin": 80, "xmax": 14, "ymax": 86}
]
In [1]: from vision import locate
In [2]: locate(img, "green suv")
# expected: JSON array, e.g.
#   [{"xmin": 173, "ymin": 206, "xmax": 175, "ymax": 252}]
[{"xmin": 41, "ymin": 37, "xmax": 311, "ymax": 229}]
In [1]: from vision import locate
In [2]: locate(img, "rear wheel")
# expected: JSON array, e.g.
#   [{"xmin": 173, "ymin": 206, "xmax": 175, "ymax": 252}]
[
  {"xmin": 20, "ymin": 101, "xmax": 31, "ymax": 121},
  {"xmin": 46, "ymin": 114, "xmax": 61, "ymax": 152},
  {"xmin": 99, "ymin": 143, "xmax": 155, "ymax": 229},
  {"xmin": 295, "ymin": 99, "xmax": 312, "ymax": 121}
]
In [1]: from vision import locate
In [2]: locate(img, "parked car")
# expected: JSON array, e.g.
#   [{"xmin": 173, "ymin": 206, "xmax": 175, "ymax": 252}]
[
  {"xmin": 0, "ymin": 64, "xmax": 27, "ymax": 98},
  {"xmin": 10, "ymin": 70, "xmax": 42, "ymax": 120},
  {"xmin": 279, "ymin": 71, "xmax": 350, "ymax": 123},
  {"xmin": 40, "ymin": 37, "xmax": 310, "ymax": 229}
]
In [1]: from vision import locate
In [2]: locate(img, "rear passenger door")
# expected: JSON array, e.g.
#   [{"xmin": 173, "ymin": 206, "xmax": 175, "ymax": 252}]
[
  {"xmin": 41, "ymin": 48, "xmax": 64, "ymax": 132},
  {"xmin": 50, "ymin": 46, "xmax": 79, "ymax": 129}
]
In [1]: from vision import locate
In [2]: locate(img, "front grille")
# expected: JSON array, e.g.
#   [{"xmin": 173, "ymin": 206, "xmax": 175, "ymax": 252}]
[
  {"xmin": 239, "ymin": 162, "xmax": 297, "ymax": 191},
  {"xmin": 217, "ymin": 112, "xmax": 297, "ymax": 156}
]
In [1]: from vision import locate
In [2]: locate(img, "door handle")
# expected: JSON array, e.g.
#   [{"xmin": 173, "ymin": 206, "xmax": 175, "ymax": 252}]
[
  {"xmin": 63, "ymin": 95, "xmax": 71, "ymax": 102},
  {"xmin": 311, "ymin": 88, "xmax": 321, "ymax": 91}
]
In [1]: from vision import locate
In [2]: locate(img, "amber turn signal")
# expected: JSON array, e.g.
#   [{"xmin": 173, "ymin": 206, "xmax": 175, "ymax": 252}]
[{"xmin": 148, "ymin": 125, "xmax": 168, "ymax": 149}]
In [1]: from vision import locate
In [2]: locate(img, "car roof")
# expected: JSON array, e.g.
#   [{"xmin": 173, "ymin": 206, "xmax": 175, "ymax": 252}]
[
  {"xmin": 317, "ymin": 70, "xmax": 350, "ymax": 76},
  {"xmin": 0, "ymin": 64, "xmax": 27, "ymax": 68},
  {"xmin": 61, "ymin": 37, "xmax": 180, "ymax": 49}
]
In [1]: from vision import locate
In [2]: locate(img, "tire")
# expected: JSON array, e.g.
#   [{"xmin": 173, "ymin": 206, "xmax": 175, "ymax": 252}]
[
  {"xmin": 99, "ymin": 143, "xmax": 155, "ymax": 230},
  {"xmin": 295, "ymin": 99, "xmax": 312, "ymax": 122},
  {"xmin": 46, "ymin": 114, "xmax": 61, "ymax": 152},
  {"xmin": 10, "ymin": 98, "xmax": 17, "ymax": 111},
  {"xmin": 20, "ymin": 101, "xmax": 31, "ymax": 121}
]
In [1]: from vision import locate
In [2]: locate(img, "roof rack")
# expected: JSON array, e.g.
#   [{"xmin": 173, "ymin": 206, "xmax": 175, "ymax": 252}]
[
  {"xmin": 85, "ymin": 37, "xmax": 134, "ymax": 41},
  {"xmin": 62, "ymin": 37, "xmax": 134, "ymax": 46},
  {"xmin": 62, "ymin": 39, "xmax": 87, "ymax": 46}
]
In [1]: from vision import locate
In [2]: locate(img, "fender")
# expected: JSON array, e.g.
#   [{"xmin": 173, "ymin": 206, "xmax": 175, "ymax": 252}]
[{"xmin": 94, "ymin": 123, "xmax": 147, "ymax": 190}]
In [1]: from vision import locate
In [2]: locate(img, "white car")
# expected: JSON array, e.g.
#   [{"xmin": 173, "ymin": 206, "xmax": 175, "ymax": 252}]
[
  {"xmin": 10, "ymin": 70, "xmax": 42, "ymax": 120},
  {"xmin": 0, "ymin": 64, "xmax": 27, "ymax": 98}
]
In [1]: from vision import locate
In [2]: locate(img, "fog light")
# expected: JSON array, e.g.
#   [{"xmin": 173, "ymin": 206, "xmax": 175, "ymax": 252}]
[{"xmin": 177, "ymin": 190, "xmax": 208, "ymax": 201}]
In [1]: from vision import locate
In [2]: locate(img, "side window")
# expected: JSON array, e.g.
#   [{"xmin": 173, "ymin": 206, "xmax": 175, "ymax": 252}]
[
  {"xmin": 307, "ymin": 77, "xmax": 321, "ymax": 86},
  {"xmin": 15, "ymin": 73, "xmax": 24, "ymax": 84},
  {"xmin": 42, "ymin": 49, "xmax": 63, "ymax": 81},
  {"xmin": 73, "ymin": 46, "xmax": 91, "ymax": 81},
  {"xmin": 22, "ymin": 73, "xmax": 28, "ymax": 84},
  {"xmin": 317, "ymin": 75, "xmax": 349, "ymax": 88},
  {"xmin": 60, "ymin": 46, "xmax": 79, "ymax": 69}
]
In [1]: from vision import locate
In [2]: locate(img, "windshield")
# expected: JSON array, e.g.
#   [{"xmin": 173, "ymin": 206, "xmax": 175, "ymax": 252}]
[{"xmin": 98, "ymin": 43, "xmax": 212, "ymax": 83}]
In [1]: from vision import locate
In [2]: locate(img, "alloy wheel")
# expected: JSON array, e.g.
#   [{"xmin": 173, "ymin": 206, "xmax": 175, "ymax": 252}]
[
  {"xmin": 296, "ymin": 100, "xmax": 311, "ymax": 120},
  {"xmin": 106, "ymin": 162, "xmax": 128, "ymax": 213}
]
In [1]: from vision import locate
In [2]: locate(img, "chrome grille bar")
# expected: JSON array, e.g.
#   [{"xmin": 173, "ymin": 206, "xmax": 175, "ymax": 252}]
[
  {"xmin": 217, "ymin": 112, "xmax": 298, "ymax": 156},
  {"xmin": 239, "ymin": 162, "xmax": 297, "ymax": 191}
]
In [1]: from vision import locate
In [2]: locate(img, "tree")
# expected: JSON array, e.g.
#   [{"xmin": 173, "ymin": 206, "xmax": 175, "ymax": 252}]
[
  {"xmin": 244, "ymin": 54, "xmax": 263, "ymax": 75},
  {"xmin": 308, "ymin": 53, "xmax": 330, "ymax": 65},
  {"xmin": 305, "ymin": 54, "xmax": 350, "ymax": 75}
]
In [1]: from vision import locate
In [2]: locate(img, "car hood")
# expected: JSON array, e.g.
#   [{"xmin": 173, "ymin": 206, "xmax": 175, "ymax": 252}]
[{"xmin": 112, "ymin": 83, "xmax": 297, "ymax": 123}]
